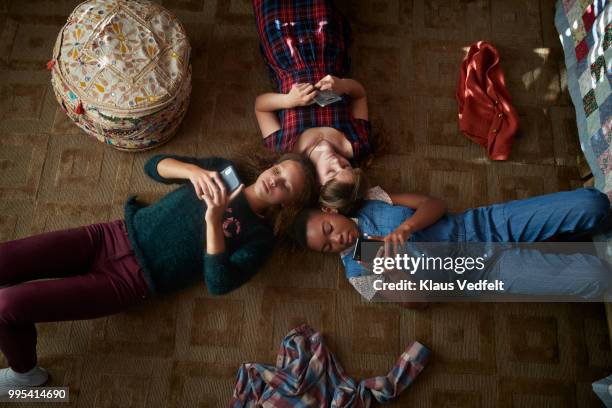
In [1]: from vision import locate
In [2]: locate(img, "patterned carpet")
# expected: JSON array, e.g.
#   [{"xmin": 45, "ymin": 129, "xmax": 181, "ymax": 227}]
[{"xmin": 0, "ymin": 0, "xmax": 611, "ymax": 407}]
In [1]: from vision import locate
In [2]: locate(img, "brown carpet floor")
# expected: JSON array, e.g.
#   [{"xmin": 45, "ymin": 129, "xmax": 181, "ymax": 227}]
[{"xmin": 0, "ymin": 0, "xmax": 611, "ymax": 407}]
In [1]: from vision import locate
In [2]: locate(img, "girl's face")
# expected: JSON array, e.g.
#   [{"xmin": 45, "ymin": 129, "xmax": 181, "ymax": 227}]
[
  {"xmin": 254, "ymin": 160, "xmax": 306, "ymax": 206},
  {"xmin": 316, "ymin": 151, "xmax": 354, "ymax": 185},
  {"xmin": 305, "ymin": 211, "xmax": 360, "ymax": 253}
]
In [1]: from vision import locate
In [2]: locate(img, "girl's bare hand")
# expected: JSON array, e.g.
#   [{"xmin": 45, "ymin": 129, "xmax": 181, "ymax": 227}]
[
  {"xmin": 315, "ymin": 74, "xmax": 343, "ymax": 94},
  {"xmin": 202, "ymin": 184, "xmax": 244, "ymax": 223},
  {"xmin": 286, "ymin": 83, "xmax": 317, "ymax": 107},
  {"xmin": 188, "ymin": 167, "xmax": 225, "ymax": 201},
  {"xmin": 383, "ymin": 223, "xmax": 414, "ymax": 257}
]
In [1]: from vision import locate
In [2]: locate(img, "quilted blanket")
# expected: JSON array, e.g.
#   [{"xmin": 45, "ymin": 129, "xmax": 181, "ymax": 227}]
[
  {"xmin": 555, "ymin": 0, "xmax": 611, "ymax": 196},
  {"xmin": 555, "ymin": 0, "xmax": 612, "ymax": 250}
]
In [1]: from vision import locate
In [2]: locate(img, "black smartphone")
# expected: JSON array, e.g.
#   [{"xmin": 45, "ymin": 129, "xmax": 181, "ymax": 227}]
[
  {"xmin": 352, "ymin": 236, "xmax": 384, "ymax": 263},
  {"xmin": 219, "ymin": 165, "xmax": 241, "ymax": 194}
]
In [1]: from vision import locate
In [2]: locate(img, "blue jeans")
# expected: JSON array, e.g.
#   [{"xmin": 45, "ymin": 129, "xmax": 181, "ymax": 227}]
[
  {"xmin": 352, "ymin": 188, "xmax": 612, "ymax": 300},
  {"xmin": 485, "ymin": 247, "xmax": 611, "ymax": 299},
  {"xmin": 459, "ymin": 188, "xmax": 610, "ymax": 242},
  {"xmin": 373, "ymin": 188, "xmax": 612, "ymax": 244},
  {"xmin": 457, "ymin": 189, "xmax": 611, "ymax": 299}
]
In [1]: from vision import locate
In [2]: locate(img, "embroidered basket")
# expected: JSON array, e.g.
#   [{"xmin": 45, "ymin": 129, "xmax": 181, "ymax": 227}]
[{"xmin": 49, "ymin": 0, "xmax": 191, "ymax": 151}]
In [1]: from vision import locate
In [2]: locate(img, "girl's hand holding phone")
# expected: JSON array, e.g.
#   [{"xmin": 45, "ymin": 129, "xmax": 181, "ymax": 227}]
[
  {"xmin": 314, "ymin": 74, "xmax": 343, "ymax": 94},
  {"xmin": 188, "ymin": 167, "xmax": 225, "ymax": 201},
  {"xmin": 286, "ymin": 83, "xmax": 317, "ymax": 107},
  {"xmin": 202, "ymin": 183, "xmax": 244, "ymax": 224},
  {"xmin": 383, "ymin": 223, "xmax": 414, "ymax": 257}
]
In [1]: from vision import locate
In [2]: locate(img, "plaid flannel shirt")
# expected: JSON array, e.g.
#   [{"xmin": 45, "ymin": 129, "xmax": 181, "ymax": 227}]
[{"xmin": 229, "ymin": 324, "xmax": 429, "ymax": 407}]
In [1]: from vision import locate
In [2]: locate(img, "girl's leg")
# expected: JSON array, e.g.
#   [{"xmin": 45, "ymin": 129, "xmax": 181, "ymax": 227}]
[
  {"xmin": 486, "ymin": 247, "xmax": 611, "ymax": 300},
  {"xmin": 0, "ymin": 255, "xmax": 146, "ymax": 373},
  {"xmin": 464, "ymin": 188, "xmax": 610, "ymax": 242},
  {"xmin": 0, "ymin": 220, "xmax": 147, "ymax": 374},
  {"xmin": 252, "ymin": 0, "xmax": 350, "ymax": 89},
  {"xmin": 0, "ymin": 226, "xmax": 95, "ymax": 285},
  {"xmin": 252, "ymin": 0, "xmax": 286, "ymax": 89}
]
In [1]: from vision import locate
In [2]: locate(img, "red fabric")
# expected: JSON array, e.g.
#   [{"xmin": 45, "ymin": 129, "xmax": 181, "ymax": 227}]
[
  {"xmin": 75, "ymin": 102, "xmax": 84, "ymax": 115},
  {"xmin": 456, "ymin": 41, "xmax": 519, "ymax": 161},
  {"xmin": 582, "ymin": 5, "xmax": 595, "ymax": 32},
  {"xmin": 575, "ymin": 38, "xmax": 589, "ymax": 61}
]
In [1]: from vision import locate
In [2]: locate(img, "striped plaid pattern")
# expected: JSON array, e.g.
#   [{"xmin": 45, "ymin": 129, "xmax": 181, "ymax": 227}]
[
  {"xmin": 253, "ymin": 0, "xmax": 372, "ymax": 163},
  {"xmin": 229, "ymin": 324, "xmax": 429, "ymax": 407}
]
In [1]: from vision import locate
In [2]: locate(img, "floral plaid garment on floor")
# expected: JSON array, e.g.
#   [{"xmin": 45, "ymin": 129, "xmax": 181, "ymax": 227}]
[{"xmin": 229, "ymin": 324, "xmax": 429, "ymax": 407}]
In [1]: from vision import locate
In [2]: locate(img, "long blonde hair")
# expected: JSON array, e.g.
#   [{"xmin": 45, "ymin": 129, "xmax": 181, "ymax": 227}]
[
  {"xmin": 317, "ymin": 119, "xmax": 389, "ymax": 215},
  {"xmin": 319, "ymin": 167, "xmax": 369, "ymax": 215}
]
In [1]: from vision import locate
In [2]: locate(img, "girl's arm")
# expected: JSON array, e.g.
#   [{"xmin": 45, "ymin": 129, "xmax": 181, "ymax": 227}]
[
  {"xmin": 203, "ymin": 184, "xmax": 276, "ymax": 296},
  {"xmin": 376, "ymin": 193, "xmax": 447, "ymax": 255},
  {"xmin": 254, "ymin": 92, "xmax": 291, "ymax": 112},
  {"xmin": 156, "ymin": 157, "xmax": 202, "ymax": 180},
  {"xmin": 204, "ymin": 233, "xmax": 275, "ymax": 295},
  {"xmin": 254, "ymin": 84, "xmax": 317, "ymax": 137},
  {"xmin": 315, "ymin": 75, "xmax": 369, "ymax": 120},
  {"xmin": 144, "ymin": 155, "xmax": 230, "ymax": 184},
  {"xmin": 389, "ymin": 193, "xmax": 448, "ymax": 233},
  {"xmin": 254, "ymin": 99, "xmax": 282, "ymax": 138},
  {"xmin": 206, "ymin": 218, "xmax": 227, "ymax": 255},
  {"xmin": 202, "ymin": 183, "xmax": 243, "ymax": 256},
  {"xmin": 155, "ymin": 157, "xmax": 227, "ymax": 200}
]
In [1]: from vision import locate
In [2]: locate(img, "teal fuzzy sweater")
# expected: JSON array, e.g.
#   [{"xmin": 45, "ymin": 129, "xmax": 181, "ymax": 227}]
[{"xmin": 124, "ymin": 155, "xmax": 276, "ymax": 296}]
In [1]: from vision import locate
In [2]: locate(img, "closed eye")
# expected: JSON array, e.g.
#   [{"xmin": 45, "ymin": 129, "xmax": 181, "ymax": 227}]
[{"xmin": 320, "ymin": 222, "xmax": 332, "ymax": 252}]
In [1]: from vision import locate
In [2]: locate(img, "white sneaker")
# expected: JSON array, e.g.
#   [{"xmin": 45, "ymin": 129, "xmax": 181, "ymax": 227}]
[{"xmin": 0, "ymin": 366, "xmax": 49, "ymax": 396}]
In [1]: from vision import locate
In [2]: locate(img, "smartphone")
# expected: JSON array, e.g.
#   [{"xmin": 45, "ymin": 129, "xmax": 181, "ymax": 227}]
[
  {"xmin": 352, "ymin": 236, "xmax": 384, "ymax": 263},
  {"xmin": 219, "ymin": 165, "xmax": 241, "ymax": 194},
  {"xmin": 313, "ymin": 90, "xmax": 342, "ymax": 107}
]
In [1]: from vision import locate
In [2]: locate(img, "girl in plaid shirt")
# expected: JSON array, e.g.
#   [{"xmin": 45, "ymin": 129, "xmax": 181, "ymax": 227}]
[{"xmin": 253, "ymin": 0, "xmax": 372, "ymax": 212}]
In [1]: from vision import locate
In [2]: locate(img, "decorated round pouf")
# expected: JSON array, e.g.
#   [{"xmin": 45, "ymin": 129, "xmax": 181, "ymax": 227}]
[{"xmin": 49, "ymin": 0, "xmax": 192, "ymax": 151}]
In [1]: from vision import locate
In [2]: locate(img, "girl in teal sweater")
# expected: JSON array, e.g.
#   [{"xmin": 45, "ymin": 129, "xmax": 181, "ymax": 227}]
[{"xmin": 0, "ymin": 152, "xmax": 317, "ymax": 395}]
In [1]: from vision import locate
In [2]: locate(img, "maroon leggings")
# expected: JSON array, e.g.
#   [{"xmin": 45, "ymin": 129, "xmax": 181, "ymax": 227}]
[{"xmin": 0, "ymin": 220, "xmax": 149, "ymax": 372}]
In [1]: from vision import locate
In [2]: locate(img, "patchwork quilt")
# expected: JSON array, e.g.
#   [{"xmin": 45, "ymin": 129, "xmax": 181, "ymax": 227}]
[
  {"xmin": 555, "ymin": 0, "xmax": 612, "ymax": 252},
  {"xmin": 555, "ymin": 0, "xmax": 611, "ymax": 196}
]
